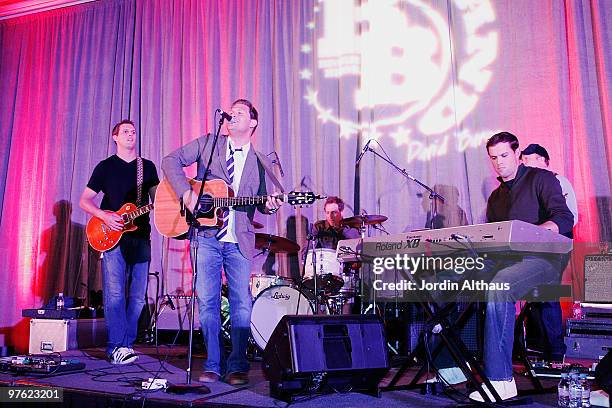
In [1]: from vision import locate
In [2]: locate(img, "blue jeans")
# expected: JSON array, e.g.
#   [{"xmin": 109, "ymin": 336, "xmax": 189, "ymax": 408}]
[
  {"xmin": 192, "ymin": 232, "xmax": 252, "ymax": 376},
  {"xmin": 483, "ymin": 256, "xmax": 565, "ymax": 380},
  {"xmin": 101, "ymin": 245, "xmax": 149, "ymax": 355},
  {"xmin": 533, "ymin": 302, "xmax": 566, "ymax": 360}
]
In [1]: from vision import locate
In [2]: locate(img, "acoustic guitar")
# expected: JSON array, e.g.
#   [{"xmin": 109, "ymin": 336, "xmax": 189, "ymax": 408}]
[
  {"xmin": 154, "ymin": 178, "xmax": 322, "ymax": 238},
  {"xmin": 86, "ymin": 203, "xmax": 154, "ymax": 252}
]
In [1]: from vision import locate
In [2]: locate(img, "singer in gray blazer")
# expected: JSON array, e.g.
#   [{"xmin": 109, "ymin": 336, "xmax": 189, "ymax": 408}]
[{"xmin": 162, "ymin": 99, "xmax": 282, "ymax": 385}]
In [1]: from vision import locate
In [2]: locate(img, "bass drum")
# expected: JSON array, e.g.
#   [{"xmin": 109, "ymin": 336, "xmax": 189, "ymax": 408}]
[{"xmin": 250, "ymin": 285, "xmax": 315, "ymax": 350}]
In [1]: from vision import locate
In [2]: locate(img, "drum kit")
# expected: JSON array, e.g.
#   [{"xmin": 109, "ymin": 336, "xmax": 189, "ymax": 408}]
[{"xmin": 220, "ymin": 214, "xmax": 388, "ymax": 351}]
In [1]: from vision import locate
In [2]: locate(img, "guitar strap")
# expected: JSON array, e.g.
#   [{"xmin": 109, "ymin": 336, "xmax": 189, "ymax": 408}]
[
  {"xmin": 254, "ymin": 150, "xmax": 285, "ymax": 193},
  {"xmin": 136, "ymin": 157, "xmax": 144, "ymax": 206}
]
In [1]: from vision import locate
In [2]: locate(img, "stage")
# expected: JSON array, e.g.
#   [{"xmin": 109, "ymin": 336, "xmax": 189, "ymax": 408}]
[{"xmin": 0, "ymin": 345, "xmax": 565, "ymax": 407}]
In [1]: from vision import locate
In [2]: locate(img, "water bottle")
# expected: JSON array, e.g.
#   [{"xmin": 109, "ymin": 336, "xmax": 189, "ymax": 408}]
[
  {"xmin": 56, "ymin": 292, "xmax": 64, "ymax": 310},
  {"xmin": 579, "ymin": 373, "xmax": 590, "ymax": 407},
  {"xmin": 569, "ymin": 373, "xmax": 581, "ymax": 408},
  {"xmin": 572, "ymin": 301, "xmax": 582, "ymax": 319},
  {"xmin": 558, "ymin": 373, "xmax": 570, "ymax": 407}
]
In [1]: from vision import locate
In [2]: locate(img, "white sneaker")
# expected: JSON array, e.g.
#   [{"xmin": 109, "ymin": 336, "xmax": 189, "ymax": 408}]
[
  {"xmin": 469, "ymin": 378, "xmax": 517, "ymax": 402},
  {"xmin": 110, "ymin": 347, "xmax": 138, "ymax": 365}
]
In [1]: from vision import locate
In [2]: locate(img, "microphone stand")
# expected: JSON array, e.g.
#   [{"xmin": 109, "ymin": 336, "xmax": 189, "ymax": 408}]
[
  {"xmin": 296, "ymin": 224, "xmax": 319, "ymax": 315},
  {"xmin": 359, "ymin": 145, "xmax": 444, "ymax": 229},
  {"xmin": 168, "ymin": 111, "xmax": 224, "ymax": 393}
]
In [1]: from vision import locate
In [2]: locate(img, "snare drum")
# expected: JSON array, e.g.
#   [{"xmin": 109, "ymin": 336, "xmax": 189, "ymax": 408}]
[
  {"xmin": 250, "ymin": 285, "xmax": 316, "ymax": 350},
  {"xmin": 249, "ymin": 274, "xmax": 293, "ymax": 298}
]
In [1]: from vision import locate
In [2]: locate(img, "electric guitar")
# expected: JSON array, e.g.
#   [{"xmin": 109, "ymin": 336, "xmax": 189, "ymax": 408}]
[
  {"xmin": 86, "ymin": 203, "xmax": 154, "ymax": 252},
  {"xmin": 154, "ymin": 178, "xmax": 323, "ymax": 238}
]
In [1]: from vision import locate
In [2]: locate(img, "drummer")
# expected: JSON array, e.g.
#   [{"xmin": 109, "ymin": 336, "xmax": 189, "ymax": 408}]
[{"xmin": 312, "ymin": 196, "xmax": 360, "ymax": 248}]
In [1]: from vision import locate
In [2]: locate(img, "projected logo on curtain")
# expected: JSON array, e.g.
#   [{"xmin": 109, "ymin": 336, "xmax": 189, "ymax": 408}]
[{"xmin": 301, "ymin": 0, "xmax": 498, "ymax": 162}]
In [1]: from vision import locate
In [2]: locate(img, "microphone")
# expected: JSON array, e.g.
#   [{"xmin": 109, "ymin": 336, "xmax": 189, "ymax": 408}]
[
  {"xmin": 216, "ymin": 109, "xmax": 233, "ymax": 122},
  {"xmin": 355, "ymin": 139, "xmax": 373, "ymax": 167},
  {"xmin": 270, "ymin": 151, "xmax": 285, "ymax": 177}
]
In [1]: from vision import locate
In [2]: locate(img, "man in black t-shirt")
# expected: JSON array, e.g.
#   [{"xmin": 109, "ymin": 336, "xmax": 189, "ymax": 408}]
[{"xmin": 79, "ymin": 120, "xmax": 159, "ymax": 365}]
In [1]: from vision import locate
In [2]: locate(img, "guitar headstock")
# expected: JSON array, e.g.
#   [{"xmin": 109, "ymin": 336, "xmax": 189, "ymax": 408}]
[{"xmin": 286, "ymin": 191, "xmax": 326, "ymax": 207}]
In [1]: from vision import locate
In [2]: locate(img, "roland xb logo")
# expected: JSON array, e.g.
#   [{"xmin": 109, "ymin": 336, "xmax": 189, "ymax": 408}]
[{"xmin": 301, "ymin": 0, "xmax": 499, "ymax": 162}]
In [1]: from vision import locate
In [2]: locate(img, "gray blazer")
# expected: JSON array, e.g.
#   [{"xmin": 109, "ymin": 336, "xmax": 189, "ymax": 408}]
[{"xmin": 161, "ymin": 134, "xmax": 278, "ymax": 260}]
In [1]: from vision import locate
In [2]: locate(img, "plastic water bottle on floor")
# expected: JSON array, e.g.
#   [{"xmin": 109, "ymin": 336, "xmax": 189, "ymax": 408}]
[
  {"xmin": 558, "ymin": 372, "xmax": 570, "ymax": 407},
  {"xmin": 572, "ymin": 301, "xmax": 582, "ymax": 319},
  {"xmin": 569, "ymin": 373, "xmax": 582, "ymax": 408},
  {"xmin": 579, "ymin": 373, "xmax": 590, "ymax": 407},
  {"xmin": 56, "ymin": 292, "xmax": 64, "ymax": 310}
]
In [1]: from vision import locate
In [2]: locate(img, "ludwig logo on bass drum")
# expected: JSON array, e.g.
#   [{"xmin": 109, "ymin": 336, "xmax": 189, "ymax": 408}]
[{"xmin": 271, "ymin": 291, "xmax": 291, "ymax": 300}]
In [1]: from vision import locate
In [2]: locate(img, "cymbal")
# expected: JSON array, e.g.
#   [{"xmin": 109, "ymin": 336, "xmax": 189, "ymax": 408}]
[
  {"xmin": 250, "ymin": 221, "xmax": 264, "ymax": 230},
  {"xmin": 340, "ymin": 214, "xmax": 388, "ymax": 228},
  {"xmin": 255, "ymin": 233, "xmax": 300, "ymax": 254}
]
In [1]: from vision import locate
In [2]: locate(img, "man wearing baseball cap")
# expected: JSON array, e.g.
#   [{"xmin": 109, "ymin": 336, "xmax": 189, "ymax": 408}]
[{"xmin": 520, "ymin": 143, "xmax": 578, "ymax": 364}]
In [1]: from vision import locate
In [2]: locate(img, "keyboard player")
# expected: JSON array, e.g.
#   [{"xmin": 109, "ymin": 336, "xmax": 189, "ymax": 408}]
[{"xmin": 469, "ymin": 132, "xmax": 574, "ymax": 401}]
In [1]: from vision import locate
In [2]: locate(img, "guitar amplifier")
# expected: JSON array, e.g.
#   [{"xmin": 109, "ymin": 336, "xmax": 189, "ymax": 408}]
[{"xmin": 584, "ymin": 255, "xmax": 612, "ymax": 302}]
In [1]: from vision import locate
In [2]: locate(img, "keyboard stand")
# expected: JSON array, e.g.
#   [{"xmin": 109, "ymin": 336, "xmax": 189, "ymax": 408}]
[{"xmin": 381, "ymin": 284, "xmax": 530, "ymax": 405}]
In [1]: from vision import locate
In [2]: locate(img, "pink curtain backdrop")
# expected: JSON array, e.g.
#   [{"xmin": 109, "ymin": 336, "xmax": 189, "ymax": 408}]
[{"xmin": 0, "ymin": 0, "xmax": 610, "ymax": 352}]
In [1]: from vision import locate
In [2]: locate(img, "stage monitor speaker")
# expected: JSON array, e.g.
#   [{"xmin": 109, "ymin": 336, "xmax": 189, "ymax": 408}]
[{"xmin": 263, "ymin": 314, "xmax": 389, "ymax": 402}]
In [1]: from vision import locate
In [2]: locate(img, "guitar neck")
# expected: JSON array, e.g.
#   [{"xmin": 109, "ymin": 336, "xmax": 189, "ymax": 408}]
[
  {"xmin": 123, "ymin": 203, "xmax": 154, "ymax": 222},
  {"xmin": 214, "ymin": 194, "xmax": 285, "ymax": 208}
]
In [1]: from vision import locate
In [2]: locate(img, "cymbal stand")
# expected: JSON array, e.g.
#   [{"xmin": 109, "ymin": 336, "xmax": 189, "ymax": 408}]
[{"xmin": 357, "ymin": 217, "xmax": 378, "ymax": 315}]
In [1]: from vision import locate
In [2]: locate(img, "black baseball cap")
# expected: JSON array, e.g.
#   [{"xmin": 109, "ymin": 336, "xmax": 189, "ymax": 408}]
[{"xmin": 521, "ymin": 143, "xmax": 550, "ymax": 161}]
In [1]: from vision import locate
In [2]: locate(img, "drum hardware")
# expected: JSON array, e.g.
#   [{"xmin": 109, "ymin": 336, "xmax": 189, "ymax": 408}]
[
  {"xmin": 340, "ymin": 213, "xmax": 387, "ymax": 315},
  {"xmin": 295, "ymin": 227, "xmax": 322, "ymax": 315}
]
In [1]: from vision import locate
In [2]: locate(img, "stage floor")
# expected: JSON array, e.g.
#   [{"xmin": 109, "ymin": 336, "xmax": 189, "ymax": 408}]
[{"xmin": 0, "ymin": 345, "xmax": 568, "ymax": 407}]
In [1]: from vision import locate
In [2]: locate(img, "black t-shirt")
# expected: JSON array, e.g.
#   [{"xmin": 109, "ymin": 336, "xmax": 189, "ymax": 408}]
[{"xmin": 87, "ymin": 155, "xmax": 159, "ymax": 240}]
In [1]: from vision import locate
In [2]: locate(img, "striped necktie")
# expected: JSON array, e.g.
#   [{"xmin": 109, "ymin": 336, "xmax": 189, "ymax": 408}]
[{"xmin": 217, "ymin": 145, "xmax": 242, "ymax": 239}]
